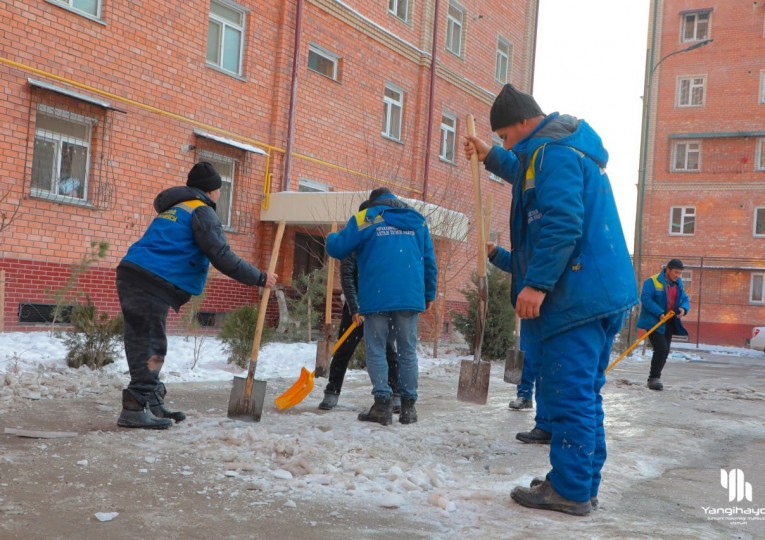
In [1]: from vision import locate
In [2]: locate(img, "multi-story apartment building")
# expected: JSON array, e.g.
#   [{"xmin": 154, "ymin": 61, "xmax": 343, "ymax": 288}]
[
  {"xmin": 0, "ymin": 0, "xmax": 538, "ymax": 337},
  {"xmin": 635, "ymin": 0, "xmax": 765, "ymax": 346}
]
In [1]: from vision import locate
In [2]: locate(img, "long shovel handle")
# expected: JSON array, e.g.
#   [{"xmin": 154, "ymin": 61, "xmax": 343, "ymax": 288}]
[
  {"xmin": 606, "ymin": 311, "xmax": 675, "ymax": 374},
  {"xmin": 332, "ymin": 318, "xmax": 361, "ymax": 356}
]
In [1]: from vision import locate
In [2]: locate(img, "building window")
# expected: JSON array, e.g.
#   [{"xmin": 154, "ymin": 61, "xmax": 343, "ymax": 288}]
[
  {"xmin": 48, "ymin": 0, "xmax": 101, "ymax": 18},
  {"xmin": 31, "ymin": 106, "xmax": 93, "ymax": 203},
  {"xmin": 439, "ymin": 113, "xmax": 457, "ymax": 163},
  {"xmin": 757, "ymin": 138, "xmax": 765, "ymax": 171},
  {"xmin": 388, "ymin": 0, "xmax": 409, "ymax": 22},
  {"xmin": 681, "ymin": 270, "xmax": 693, "ymax": 292},
  {"xmin": 293, "ymin": 233, "xmax": 326, "ymax": 279},
  {"xmin": 495, "ymin": 37, "xmax": 512, "ymax": 84},
  {"xmin": 207, "ymin": 0, "xmax": 246, "ymax": 76},
  {"xmin": 307, "ymin": 45, "xmax": 339, "ymax": 81},
  {"xmin": 677, "ymin": 76, "xmax": 705, "ymax": 107},
  {"xmin": 760, "ymin": 71, "xmax": 765, "ymax": 104},
  {"xmin": 199, "ymin": 152, "xmax": 235, "ymax": 228},
  {"xmin": 672, "ymin": 140, "xmax": 701, "ymax": 171},
  {"xmin": 298, "ymin": 178, "xmax": 329, "ymax": 192},
  {"xmin": 382, "ymin": 84, "xmax": 404, "ymax": 141},
  {"xmin": 670, "ymin": 206, "xmax": 695, "ymax": 236},
  {"xmin": 488, "ymin": 135, "xmax": 503, "ymax": 182},
  {"xmin": 755, "ymin": 208, "xmax": 765, "ymax": 237},
  {"xmin": 681, "ymin": 10, "xmax": 710, "ymax": 42},
  {"xmin": 445, "ymin": 1, "xmax": 464, "ymax": 57},
  {"xmin": 751, "ymin": 273, "xmax": 765, "ymax": 304}
]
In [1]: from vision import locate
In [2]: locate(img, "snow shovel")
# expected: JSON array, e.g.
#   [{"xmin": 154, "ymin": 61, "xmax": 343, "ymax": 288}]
[
  {"xmin": 274, "ymin": 319, "xmax": 360, "ymax": 410},
  {"xmin": 314, "ymin": 223, "xmax": 338, "ymax": 378},
  {"xmin": 227, "ymin": 221, "xmax": 286, "ymax": 422},
  {"xmin": 606, "ymin": 311, "xmax": 675, "ymax": 374},
  {"xmin": 457, "ymin": 114, "xmax": 491, "ymax": 405},
  {"xmin": 504, "ymin": 314, "xmax": 524, "ymax": 384}
]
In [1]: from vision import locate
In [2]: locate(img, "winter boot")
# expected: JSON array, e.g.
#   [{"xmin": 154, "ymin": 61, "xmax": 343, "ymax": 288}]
[
  {"xmin": 117, "ymin": 389, "xmax": 172, "ymax": 430},
  {"xmin": 647, "ymin": 378, "xmax": 664, "ymax": 391},
  {"xmin": 530, "ymin": 476, "xmax": 598, "ymax": 510},
  {"xmin": 515, "ymin": 427, "xmax": 551, "ymax": 444},
  {"xmin": 148, "ymin": 383, "xmax": 186, "ymax": 422},
  {"xmin": 392, "ymin": 393, "xmax": 402, "ymax": 414},
  {"xmin": 511, "ymin": 478, "xmax": 591, "ymax": 516},
  {"xmin": 318, "ymin": 392, "xmax": 340, "ymax": 410},
  {"xmin": 508, "ymin": 397, "xmax": 533, "ymax": 410},
  {"xmin": 358, "ymin": 396, "xmax": 393, "ymax": 426},
  {"xmin": 399, "ymin": 397, "xmax": 417, "ymax": 425}
]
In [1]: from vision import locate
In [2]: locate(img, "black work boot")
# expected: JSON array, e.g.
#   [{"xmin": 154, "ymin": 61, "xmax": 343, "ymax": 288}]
[
  {"xmin": 647, "ymin": 378, "xmax": 663, "ymax": 391},
  {"xmin": 399, "ymin": 398, "xmax": 417, "ymax": 425},
  {"xmin": 392, "ymin": 393, "xmax": 402, "ymax": 414},
  {"xmin": 117, "ymin": 389, "xmax": 173, "ymax": 430},
  {"xmin": 516, "ymin": 427, "xmax": 551, "ymax": 444},
  {"xmin": 148, "ymin": 383, "xmax": 186, "ymax": 422},
  {"xmin": 530, "ymin": 476, "xmax": 598, "ymax": 509},
  {"xmin": 511, "ymin": 478, "xmax": 592, "ymax": 516},
  {"xmin": 358, "ymin": 397, "xmax": 393, "ymax": 426},
  {"xmin": 508, "ymin": 397, "xmax": 533, "ymax": 410},
  {"xmin": 318, "ymin": 392, "xmax": 340, "ymax": 410}
]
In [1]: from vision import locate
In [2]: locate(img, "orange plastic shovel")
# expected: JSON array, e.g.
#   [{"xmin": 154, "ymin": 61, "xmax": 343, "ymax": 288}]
[
  {"xmin": 274, "ymin": 319, "xmax": 360, "ymax": 410},
  {"xmin": 606, "ymin": 311, "xmax": 675, "ymax": 374}
]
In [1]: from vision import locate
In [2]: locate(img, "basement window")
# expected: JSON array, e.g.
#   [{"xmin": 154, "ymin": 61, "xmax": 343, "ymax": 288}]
[
  {"xmin": 307, "ymin": 45, "xmax": 340, "ymax": 81},
  {"xmin": 19, "ymin": 303, "xmax": 73, "ymax": 324}
]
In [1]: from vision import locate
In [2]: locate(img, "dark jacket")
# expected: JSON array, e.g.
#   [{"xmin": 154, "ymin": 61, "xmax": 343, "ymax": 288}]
[{"xmin": 119, "ymin": 186, "xmax": 266, "ymax": 310}]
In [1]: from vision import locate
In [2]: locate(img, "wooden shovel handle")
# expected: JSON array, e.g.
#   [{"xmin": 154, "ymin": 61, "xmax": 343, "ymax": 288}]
[
  {"xmin": 606, "ymin": 311, "xmax": 675, "ymax": 374},
  {"xmin": 324, "ymin": 223, "xmax": 338, "ymax": 323},
  {"xmin": 467, "ymin": 114, "xmax": 487, "ymax": 278}
]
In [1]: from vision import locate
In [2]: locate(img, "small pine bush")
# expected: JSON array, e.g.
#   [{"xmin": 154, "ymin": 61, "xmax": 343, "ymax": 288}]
[
  {"xmin": 452, "ymin": 267, "xmax": 516, "ymax": 360},
  {"xmin": 219, "ymin": 305, "xmax": 275, "ymax": 368},
  {"xmin": 63, "ymin": 296, "xmax": 124, "ymax": 369}
]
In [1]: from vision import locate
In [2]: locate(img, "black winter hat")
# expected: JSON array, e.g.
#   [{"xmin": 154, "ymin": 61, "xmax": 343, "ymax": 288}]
[
  {"xmin": 187, "ymin": 162, "xmax": 222, "ymax": 192},
  {"xmin": 490, "ymin": 84, "xmax": 545, "ymax": 131},
  {"xmin": 666, "ymin": 258, "xmax": 685, "ymax": 270},
  {"xmin": 369, "ymin": 186, "xmax": 392, "ymax": 202}
]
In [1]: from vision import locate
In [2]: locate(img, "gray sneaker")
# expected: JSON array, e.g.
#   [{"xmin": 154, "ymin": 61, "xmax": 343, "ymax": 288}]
[{"xmin": 508, "ymin": 397, "xmax": 533, "ymax": 410}]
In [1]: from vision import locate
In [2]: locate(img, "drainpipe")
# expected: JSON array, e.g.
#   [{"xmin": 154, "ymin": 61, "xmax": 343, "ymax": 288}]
[
  {"xmin": 283, "ymin": 0, "xmax": 304, "ymax": 192},
  {"xmin": 421, "ymin": 0, "xmax": 441, "ymax": 200}
]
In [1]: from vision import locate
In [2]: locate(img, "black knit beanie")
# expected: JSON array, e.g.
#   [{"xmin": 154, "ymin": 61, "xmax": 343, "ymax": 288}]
[
  {"xmin": 187, "ymin": 162, "xmax": 222, "ymax": 192},
  {"xmin": 369, "ymin": 186, "xmax": 392, "ymax": 202},
  {"xmin": 490, "ymin": 84, "xmax": 545, "ymax": 131}
]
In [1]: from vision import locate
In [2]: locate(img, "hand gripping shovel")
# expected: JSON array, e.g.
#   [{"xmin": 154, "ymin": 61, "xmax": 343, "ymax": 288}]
[
  {"xmin": 274, "ymin": 319, "xmax": 360, "ymax": 410},
  {"xmin": 457, "ymin": 114, "xmax": 491, "ymax": 404},
  {"xmin": 227, "ymin": 221, "xmax": 286, "ymax": 422},
  {"xmin": 504, "ymin": 314, "xmax": 524, "ymax": 384},
  {"xmin": 314, "ymin": 223, "xmax": 338, "ymax": 378},
  {"xmin": 606, "ymin": 311, "xmax": 675, "ymax": 374}
]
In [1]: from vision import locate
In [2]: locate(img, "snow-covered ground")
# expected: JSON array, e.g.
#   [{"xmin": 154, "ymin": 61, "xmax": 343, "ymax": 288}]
[{"xmin": 1, "ymin": 331, "xmax": 764, "ymax": 538}]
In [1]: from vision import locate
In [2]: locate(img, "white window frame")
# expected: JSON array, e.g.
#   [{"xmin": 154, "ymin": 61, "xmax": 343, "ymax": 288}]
[
  {"xmin": 207, "ymin": 0, "xmax": 246, "ymax": 76},
  {"xmin": 677, "ymin": 76, "xmax": 706, "ymax": 107},
  {"xmin": 382, "ymin": 83, "xmax": 404, "ymax": 141},
  {"xmin": 750, "ymin": 273, "xmax": 765, "ymax": 304},
  {"xmin": 298, "ymin": 178, "xmax": 330, "ymax": 192},
  {"xmin": 670, "ymin": 206, "xmax": 696, "ymax": 236},
  {"xmin": 755, "ymin": 207, "xmax": 765, "ymax": 237},
  {"xmin": 757, "ymin": 138, "xmax": 765, "ymax": 171},
  {"xmin": 388, "ymin": 0, "xmax": 409, "ymax": 22},
  {"xmin": 439, "ymin": 112, "xmax": 457, "ymax": 163},
  {"xmin": 307, "ymin": 44, "xmax": 339, "ymax": 81},
  {"xmin": 495, "ymin": 36, "xmax": 512, "ymax": 84},
  {"xmin": 760, "ymin": 71, "xmax": 765, "ymax": 104},
  {"xmin": 199, "ymin": 151, "xmax": 236, "ymax": 229},
  {"xmin": 488, "ymin": 135, "xmax": 504, "ymax": 182},
  {"xmin": 31, "ymin": 105, "xmax": 93, "ymax": 204},
  {"xmin": 672, "ymin": 140, "xmax": 701, "ymax": 172},
  {"xmin": 681, "ymin": 10, "xmax": 710, "ymax": 43},
  {"xmin": 48, "ymin": 0, "xmax": 102, "ymax": 19},
  {"xmin": 445, "ymin": 1, "xmax": 464, "ymax": 57}
]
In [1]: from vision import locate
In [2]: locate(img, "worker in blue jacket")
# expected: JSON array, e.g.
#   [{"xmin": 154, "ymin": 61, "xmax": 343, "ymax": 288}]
[
  {"xmin": 465, "ymin": 84, "xmax": 637, "ymax": 516},
  {"xmin": 636, "ymin": 258, "xmax": 690, "ymax": 391},
  {"xmin": 326, "ymin": 187, "xmax": 437, "ymax": 426}
]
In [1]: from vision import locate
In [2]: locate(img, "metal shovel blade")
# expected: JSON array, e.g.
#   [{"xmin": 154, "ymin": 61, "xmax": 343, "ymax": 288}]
[
  {"xmin": 457, "ymin": 358, "xmax": 491, "ymax": 404},
  {"xmin": 227, "ymin": 376, "xmax": 268, "ymax": 422},
  {"xmin": 503, "ymin": 349, "xmax": 524, "ymax": 384}
]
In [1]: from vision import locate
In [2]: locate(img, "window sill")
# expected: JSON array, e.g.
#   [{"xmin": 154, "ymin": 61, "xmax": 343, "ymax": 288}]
[
  {"xmin": 30, "ymin": 190, "xmax": 95, "ymax": 209},
  {"xmin": 45, "ymin": 0, "xmax": 106, "ymax": 25},
  {"xmin": 205, "ymin": 63, "xmax": 247, "ymax": 82},
  {"xmin": 381, "ymin": 134, "xmax": 404, "ymax": 145}
]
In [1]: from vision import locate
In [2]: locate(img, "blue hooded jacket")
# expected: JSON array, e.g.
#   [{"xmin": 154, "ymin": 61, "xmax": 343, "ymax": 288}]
[
  {"xmin": 636, "ymin": 269, "xmax": 690, "ymax": 336},
  {"xmin": 484, "ymin": 112, "xmax": 638, "ymax": 341},
  {"xmin": 326, "ymin": 193, "xmax": 437, "ymax": 314}
]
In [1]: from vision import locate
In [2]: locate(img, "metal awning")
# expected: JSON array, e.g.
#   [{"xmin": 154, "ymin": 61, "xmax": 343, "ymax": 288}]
[
  {"xmin": 28, "ymin": 78, "xmax": 126, "ymax": 112},
  {"xmin": 193, "ymin": 129, "xmax": 267, "ymax": 155},
  {"xmin": 260, "ymin": 191, "xmax": 469, "ymax": 241}
]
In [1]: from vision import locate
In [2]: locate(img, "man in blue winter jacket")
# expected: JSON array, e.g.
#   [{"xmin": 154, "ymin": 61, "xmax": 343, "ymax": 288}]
[
  {"xmin": 464, "ymin": 84, "xmax": 637, "ymax": 516},
  {"xmin": 636, "ymin": 258, "xmax": 690, "ymax": 391},
  {"xmin": 326, "ymin": 187, "xmax": 437, "ymax": 426},
  {"xmin": 115, "ymin": 162, "xmax": 278, "ymax": 429}
]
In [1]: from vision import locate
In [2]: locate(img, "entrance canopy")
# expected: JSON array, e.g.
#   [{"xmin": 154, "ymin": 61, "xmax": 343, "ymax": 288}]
[{"xmin": 260, "ymin": 191, "xmax": 469, "ymax": 241}]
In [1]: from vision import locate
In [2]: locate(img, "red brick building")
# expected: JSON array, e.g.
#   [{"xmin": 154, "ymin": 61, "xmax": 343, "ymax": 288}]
[
  {"xmin": 0, "ymin": 0, "xmax": 539, "ymax": 336},
  {"xmin": 636, "ymin": 0, "xmax": 765, "ymax": 346}
]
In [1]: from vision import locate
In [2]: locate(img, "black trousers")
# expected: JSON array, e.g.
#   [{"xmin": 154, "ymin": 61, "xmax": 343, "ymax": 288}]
[
  {"xmin": 116, "ymin": 277, "xmax": 169, "ymax": 398},
  {"xmin": 324, "ymin": 303, "xmax": 399, "ymax": 395},
  {"xmin": 647, "ymin": 326, "xmax": 674, "ymax": 380}
]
